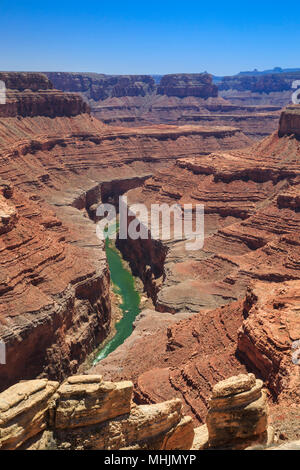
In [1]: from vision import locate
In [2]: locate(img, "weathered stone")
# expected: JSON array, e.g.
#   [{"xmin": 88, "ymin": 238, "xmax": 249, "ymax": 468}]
[
  {"xmin": 207, "ymin": 374, "xmax": 269, "ymax": 449},
  {"xmin": 161, "ymin": 415, "xmax": 194, "ymax": 450},
  {"xmin": 55, "ymin": 378, "xmax": 133, "ymax": 429},
  {"xmin": 67, "ymin": 375, "xmax": 103, "ymax": 385},
  {"xmin": 0, "ymin": 379, "xmax": 59, "ymax": 450},
  {"xmin": 279, "ymin": 105, "xmax": 300, "ymax": 137},
  {"xmin": 191, "ymin": 425, "xmax": 209, "ymax": 450},
  {"xmin": 54, "ymin": 398, "xmax": 193, "ymax": 450},
  {"xmin": 212, "ymin": 373, "xmax": 256, "ymax": 398}
]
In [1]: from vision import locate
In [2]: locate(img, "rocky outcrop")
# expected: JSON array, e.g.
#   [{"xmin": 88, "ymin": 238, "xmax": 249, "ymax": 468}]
[
  {"xmin": 0, "ymin": 375, "xmax": 194, "ymax": 450},
  {"xmin": 116, "ymin": 110, "xmax": 300, "ymax": 314},
  {"xmin": 45, "ymin": 72, "xmax": 156, "ymax": 100},
  {"xmin": 157, "ymin": 73, "xmax": 218, "ymax": 98},
  {"xmin": 219, "ymin": 74, "xmax": 293, "ymax": 94},
  {"xmin": 278, "ymin": 105, "xmax": 300, "ymax": 137},
  {"xmin": 0, "ymin": 72, "xmax": 53, "ymax": 91},
  {"xmin": 206, "ymin": 374, "xmax": 270, "ymax": 449},
  {"xmin": 0, "ymin": 72, "xmax": 89, "ymax": 118},
  {"xmin": 55, "ymin": 375, "xmax": 133, "ymax": 429},
  {"xmin": 0, "ymin": 379, "xmax": 59, "ymax": 450}
]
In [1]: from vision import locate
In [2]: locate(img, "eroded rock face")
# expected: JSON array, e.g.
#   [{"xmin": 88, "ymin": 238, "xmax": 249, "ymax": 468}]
[
  {"xmin": 206, "ymin": 374, "xmax": 269, "ymax": 449},
  {"xmin": 55, "ymin": 376, "xmax": 133, "ymax": 429},
  {"xmin": 279, "ymin": 105, "xmax": 300, "ymax": 137},
  {"xmin": 0, "ymin": 379, "xmax": 59, "ymax": 450},
  {"xmin": 0, "ymin": 72, "xmax": 89, "ymax": 118},
  {"xmin": 238, "ymin": 281, "xmax": 300, "ymax": 402},
  {"xmin": 0, "ymin": 376, "xmax": 194, "ymax": 451},
  {"xmin": 91, "ymin": 304, "xmax": 247, "ymax": 424},
  {"xmin": 45, "ymin": 72, "xmax": 156, "ymax": 100},
  {"xmin": 0, "ymin": 72, "xmax": 53, "ymax": 91}
]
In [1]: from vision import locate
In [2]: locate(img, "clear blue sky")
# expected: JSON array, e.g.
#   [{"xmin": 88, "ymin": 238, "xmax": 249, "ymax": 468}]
[{"xmin": 1, "ymin": 0, "xmax": 300, "ymax": 76}]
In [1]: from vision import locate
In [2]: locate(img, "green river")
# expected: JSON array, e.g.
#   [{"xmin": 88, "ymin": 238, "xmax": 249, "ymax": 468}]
[{"xmin": 93, "ymin": 236, "xmax": 141, "ymax": 363}]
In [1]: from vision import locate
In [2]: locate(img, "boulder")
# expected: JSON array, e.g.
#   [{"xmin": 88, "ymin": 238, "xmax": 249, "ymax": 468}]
[
  {"xmin": 206, "ymin": 373, "xmax": 270, "ymax": 449},
  {"xmin": 55, "ymin": 376, "xmax": 133, "ymax": 429},
  {"xmin": 0, "ymin": 379, "xmax": 59, "ymax": 450}
]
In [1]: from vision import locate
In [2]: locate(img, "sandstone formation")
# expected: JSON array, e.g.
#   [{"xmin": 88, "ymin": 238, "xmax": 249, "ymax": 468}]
[
  {"xmin": 206, "ymin": 374, "xmax": 270, "ymax": 449},
  {"xmin": 0, "ymin": 375, "xmax": 194, "ymax": 450},
  {"xmin": 238, "ymin": 281, "xmax": 300, "ymax": 402},
  {"xmin": 0, "ymin": 379, "xmax": 59, "ymax": 450},
  {"xmin": 91, "ymin": 302, "xmax": 248, "ymax": 424},
  {"xmin": 279, "ymin": 104, "xmax": 300, "ymax": 137},
  {"xmin": 0, "ymin": 72, "xmax": 53, "ymax": 91},
  {"xmin": 55, "ymin": 375, "xmax": 133, "ymax": 429},
  {"xmin": 45, "ymin": 72, "xmax": 279, "ymax": 139}
]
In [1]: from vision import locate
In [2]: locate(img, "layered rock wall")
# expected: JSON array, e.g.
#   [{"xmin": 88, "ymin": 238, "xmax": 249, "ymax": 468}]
[{"xmin": 0, "ymin": 72, "xmax": 89, "ymax": 118}]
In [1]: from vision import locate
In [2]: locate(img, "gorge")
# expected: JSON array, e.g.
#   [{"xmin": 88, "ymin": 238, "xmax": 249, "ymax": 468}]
[{"xmin": 0, "ymin": 72, "xmax": 299, "ymax": 450}]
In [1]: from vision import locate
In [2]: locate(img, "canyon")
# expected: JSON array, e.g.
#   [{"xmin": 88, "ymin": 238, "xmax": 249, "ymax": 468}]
[
  {"xmin": 0, "ymin": 71, "xmax": 299, "ymax": 448},
  {"xmin": 91, "ymin": 104, "xmax": 300, "ymax": 441}
]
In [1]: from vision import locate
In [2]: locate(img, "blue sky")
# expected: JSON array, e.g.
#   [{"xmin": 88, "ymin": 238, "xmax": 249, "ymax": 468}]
[{"xmin": 1, "ymin": 0, "xmax": 300, "ymax": 76}]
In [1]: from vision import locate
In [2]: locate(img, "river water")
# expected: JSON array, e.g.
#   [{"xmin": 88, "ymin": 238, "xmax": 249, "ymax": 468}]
[{"xmin": 93, "ymin": 237, "xmax": 140, "ymax": 363}]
